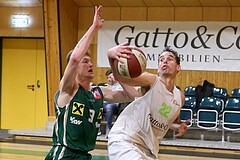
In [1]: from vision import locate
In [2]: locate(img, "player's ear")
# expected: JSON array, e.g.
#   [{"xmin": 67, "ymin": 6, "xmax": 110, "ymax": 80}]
[{"xmin": 176, "ymin": 65, "xmax": 181, "ymax": 73}]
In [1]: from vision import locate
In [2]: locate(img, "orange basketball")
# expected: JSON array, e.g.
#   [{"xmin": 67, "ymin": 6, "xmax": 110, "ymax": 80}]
[{"xmin": 115, "ymin": 48, "xmax": 147, "ymax": 78}]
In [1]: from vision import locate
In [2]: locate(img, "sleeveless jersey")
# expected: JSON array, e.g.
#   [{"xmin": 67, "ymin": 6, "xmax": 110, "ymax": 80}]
[
  {"xmin": 108, "ymin": 76, "xmax": 182, "ymax": 157},
  {"xmin": 52, "ymin": 86, "xmax": 104, "ymax": 152}
]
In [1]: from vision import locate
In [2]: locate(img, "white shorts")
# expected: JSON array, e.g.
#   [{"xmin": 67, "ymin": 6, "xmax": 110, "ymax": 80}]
[{"xmin": 108, "ymin": 141, "xmax": 157, "ymax": 160}]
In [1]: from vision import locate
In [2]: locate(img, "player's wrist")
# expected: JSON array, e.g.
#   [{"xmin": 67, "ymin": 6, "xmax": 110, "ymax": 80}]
[{"xmin": 170, "ymin": 123, "xmax": 180, "ymax": 131}]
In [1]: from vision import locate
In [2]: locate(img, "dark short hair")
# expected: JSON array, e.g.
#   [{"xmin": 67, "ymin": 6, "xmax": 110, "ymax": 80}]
[
  {"xmin": 160, "ymin": 46, "xmax": 180, "ymax": 65},
  {"xmin": 105, "ymin": 69, "xmax": 112, "ymax": 76}
]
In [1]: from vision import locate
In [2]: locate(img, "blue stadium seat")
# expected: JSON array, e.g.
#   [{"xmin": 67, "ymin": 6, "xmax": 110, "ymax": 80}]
[
  {"xmin": 180, "ymin": 109, "xmax": 193, "ymax": 127},
  {"xmin": 180, "ymin": 96, "xmax": 197, "ymax": 127},
  {"xmin": 196, "ymin": 97, "xmax": 223, "ymax": 129},
  {"xmin": 184, "ymin": 86, "xmax": 196, "ymax": 97},
  {"xmin": 183, "ymin": 96, "xmax": 197, "ymax": 111},
  {"xmin": 212, "ymin": 87, "xmax": 228, "ymax": 102},
  {"xmin": 224, "ymin": 98, "xmax": 240, "ymax": 111},
  {"xmin": 197, "ymin": 97, "xmax": 223, "ymax": 113},
  {"xmin": 222, "ymin": 98, "xmax": 240, "ymax": 131},
  {"xmin": 230, "ymin": 88, "xmax": 240, "ymax": 98}
]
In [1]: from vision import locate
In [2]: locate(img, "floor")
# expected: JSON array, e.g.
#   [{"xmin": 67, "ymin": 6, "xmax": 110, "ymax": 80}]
[
  {"xmin": 8, "ymin": 128, "xmax": 240, "ymax": 150},
  {"xmin": 0, "ymin": 140, "xmax": 239, "ymax": 160},
  {"xmin": 1, "ymin": 128, "xmax": 239, "ymax": 159}
]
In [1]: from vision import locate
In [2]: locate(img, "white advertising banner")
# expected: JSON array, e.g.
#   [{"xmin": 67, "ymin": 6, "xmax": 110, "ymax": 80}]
[{"xmin": 97, "ymin": 21, "xmax": 240, "ymax": 71}]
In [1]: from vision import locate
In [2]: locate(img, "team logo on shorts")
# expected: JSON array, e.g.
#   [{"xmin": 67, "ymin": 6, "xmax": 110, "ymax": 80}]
[{"xmin": 72, "ymin": 102, "xmax": 84, "ymax": 116}]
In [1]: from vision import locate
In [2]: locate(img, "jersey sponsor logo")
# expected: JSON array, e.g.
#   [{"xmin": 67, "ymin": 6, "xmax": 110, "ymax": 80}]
[
  {"xmin": 148, "ymin": 114, "xmax": 169, "ymax": 131},
  {"xmin": 173, "ymin": 99, "xmax": 180, "ymax": 106},
  {"xmin": 70, "ymin": 116, "xmax": 82, "ymax": 125},
  {"xmin": 92, "ymin": 88, "xmax": 102, "ymax": 100},
  {"xmin": 72, "ymin": 102, "xmax": 84, "ymax": 116},
  {"xmin": 158, "ymin": 103, "xmax": 172, "ymax": 118}
]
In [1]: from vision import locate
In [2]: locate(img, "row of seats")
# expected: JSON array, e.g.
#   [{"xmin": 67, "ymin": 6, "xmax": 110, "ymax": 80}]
[
  {"xmin": 180, "ymin": 86, "xmax": 240, "ymax": 131},
  {"xmin": 183, "ymin": 86, "xmax": 240, "ymax": 111},
  {"xmin": 184, "ymin": 86, "xmax": 240, "ymax": 100},
  {"xmin": 181, "ymin": 97, "xmax": 240, "ymax": 129}
]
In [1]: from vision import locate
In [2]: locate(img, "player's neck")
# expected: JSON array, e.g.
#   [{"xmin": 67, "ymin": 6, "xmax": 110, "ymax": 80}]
[
  {"xmin": 77, "ymin": 79, "xmax": 91, "ymax": 91},
  {"xmin": 159, "ymin": 76, "xmax": 175, "ymax": 92}
]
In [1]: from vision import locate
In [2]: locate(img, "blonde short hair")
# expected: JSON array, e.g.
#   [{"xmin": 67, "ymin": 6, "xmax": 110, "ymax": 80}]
[{"xmin": 66, "ymin": 50, "xmax": 91, "ymax": 63}]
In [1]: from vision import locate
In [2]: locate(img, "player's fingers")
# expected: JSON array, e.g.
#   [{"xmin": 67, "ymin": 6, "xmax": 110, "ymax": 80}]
[
  {"xmin": 184, "ymin": 119, "xmax": 191, "ymax": 125},
  {"xmin": 116, "ymin": 54, "xmax": 129, "ymax": 63},
  {"xmin": 128, "ymin": 45, "xmax": 136, "ymax": 50},
  {"xmin": 175, "ymin": 132, "xmax": 182, "ymax": 138},
  {"xmin": 119, "ymin": 48, "xmax": 132, "ymax": 56},
  {"xmin": 120, "ymin": 42, "xmax": 129, "ymax": 46},
  {"xmin": 119, "ymin": 53, "xmax": 129, "ymax": 59},
  {"xmin": 98, "ymin": 5, "xmax": 103, "ymax": 13}
]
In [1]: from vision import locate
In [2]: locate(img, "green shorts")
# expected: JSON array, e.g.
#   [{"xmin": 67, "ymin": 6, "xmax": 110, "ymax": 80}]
[{"xmin": 45, "ymin": 145, "xmax": 92, "ymax": 160}]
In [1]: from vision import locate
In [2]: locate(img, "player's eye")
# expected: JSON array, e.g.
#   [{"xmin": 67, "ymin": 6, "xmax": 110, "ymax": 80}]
[
  {"xmin": 159, "ymin": 58, "xmax": 164, "ymax": 62},
  {"xmin": 82, "ymin": 59, "xmax": 90, "ymax": 64}
]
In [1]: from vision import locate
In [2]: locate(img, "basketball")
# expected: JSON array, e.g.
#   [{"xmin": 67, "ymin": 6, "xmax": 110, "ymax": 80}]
[{"xmin": 115, "ymin": 48, "xmax": 147, "ymax": 78}]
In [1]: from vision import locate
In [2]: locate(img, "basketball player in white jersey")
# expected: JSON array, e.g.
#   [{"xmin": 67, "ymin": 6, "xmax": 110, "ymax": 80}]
[{"xmin": 107, "ymin": 42, "xmax": 190, "ymax": 160}]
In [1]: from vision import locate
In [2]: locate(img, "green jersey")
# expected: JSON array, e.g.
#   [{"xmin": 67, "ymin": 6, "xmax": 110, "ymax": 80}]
[{"xmin": 52, "ymin": 85, "xmax": 104, "ymax": 152}]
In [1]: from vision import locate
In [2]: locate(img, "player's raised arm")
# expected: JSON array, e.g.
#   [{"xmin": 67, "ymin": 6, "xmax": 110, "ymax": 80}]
[{"xmin": 60, "ymin": 5, "xmax": 104, "ymax": 95}]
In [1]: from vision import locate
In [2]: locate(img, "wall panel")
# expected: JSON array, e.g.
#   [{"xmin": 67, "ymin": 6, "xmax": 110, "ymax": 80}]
[
  {"xmin": 104, "ymin": 7, "xmax": 121, "ymax": 20},
  {"xmin": 0, "ymin": 7, "xmax": 20, "ymax": 36},
  {"xmin": 121, "ymin": 7, "xmax": 147, "ymax": 21},
  {"xmin": 0, "ymin": 7, "xmax": 43, "ymax": 37},
  {"xmin": 20, "ymin": 7, "xmax": 44, "ymax": 37},
  {"xmin": 232, "ymin": 7, "xmax": 240, "ymax": 21},
  {"xmin": 175, "ymin": 7, "xmax": 202, "ymax": 21},
  {"xmin": 147, "ymin": 7, "xmax": 174, "ymax": 21},
  {"xmin": 43, "ymin": 0, "xmax": 61, "ymax": 116},
  {"xmin": 203, "ymin": 7, "xmax": 231, "ymax": 21},
  {"xmin": 59, "ymin": 0, "xmax": 79, "ymax": 75}
]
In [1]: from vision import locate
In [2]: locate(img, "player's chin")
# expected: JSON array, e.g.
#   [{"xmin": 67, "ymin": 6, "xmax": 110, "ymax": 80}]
[
  {"xmin": 160, "ymin": 69, "xmax": 168, "ymax": 74},
  {"xmin": 88, "ymin": 73, "xmax": 94, "ymax": 78}
]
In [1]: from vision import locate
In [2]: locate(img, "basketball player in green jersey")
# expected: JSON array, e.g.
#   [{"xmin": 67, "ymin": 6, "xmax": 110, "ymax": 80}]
[{"xmin": 45, "ymin": 5, "xmax": 140, "ymax": 160}]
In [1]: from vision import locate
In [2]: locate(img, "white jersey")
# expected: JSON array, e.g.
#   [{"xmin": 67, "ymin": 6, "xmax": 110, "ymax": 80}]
[{"xmin": 108, "ymin": 76, "xmax": 182, "ymax": 157}]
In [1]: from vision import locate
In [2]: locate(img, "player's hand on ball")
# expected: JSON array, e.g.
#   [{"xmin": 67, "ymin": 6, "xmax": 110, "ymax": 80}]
[
  {"xmin": 107, "ymin": 42, "xmax": 133, "ymax": 62},
  {"xmin": 115, "ymin": 45, "xmax": 147, "ymax": 78}
]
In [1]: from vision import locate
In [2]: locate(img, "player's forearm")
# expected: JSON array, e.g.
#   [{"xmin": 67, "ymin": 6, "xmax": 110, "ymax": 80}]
[
  {"xmin": 170, "ymin": 123, "xmax": 180, "ymax": 131},
  {"xmin": 71, "ymin": 25, "xmax": 98, "ymax": 61},
  {"xmin": 120, "ymin": 82, "xmax": 142, "ymax": 100}
]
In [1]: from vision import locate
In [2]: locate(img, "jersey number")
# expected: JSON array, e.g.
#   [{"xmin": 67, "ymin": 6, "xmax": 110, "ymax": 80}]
[
  {"xmin": 88, "ymin": 109, "xmax": 95, "ymax": 123},
  {"xmin": 159, "ymin": 103, "xmax": 172, "ymax": 118},
  {"xmin": 88, "ymin": 108, "xmax": 103, "ymax": 123}
]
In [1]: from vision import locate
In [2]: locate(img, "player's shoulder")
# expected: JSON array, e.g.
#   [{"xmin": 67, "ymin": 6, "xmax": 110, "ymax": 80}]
[
  {"xmin": 98, "ymin": 85, "xmax": 112, "ymax": 95},
  {"xmin": 140, "ymin": 72, "xmax": 157, "ymax": 85},
  {"xmin": 180, "ymin": 91, "xmax": 185, "ymax": 106}
]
